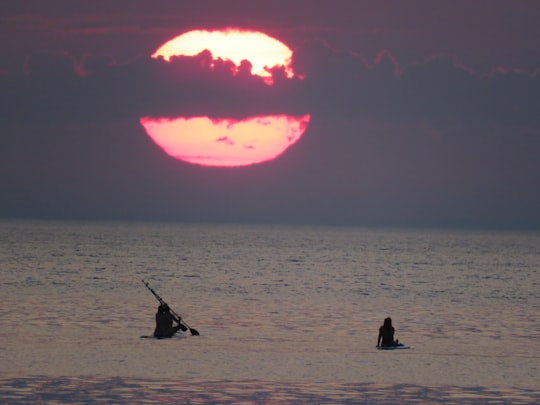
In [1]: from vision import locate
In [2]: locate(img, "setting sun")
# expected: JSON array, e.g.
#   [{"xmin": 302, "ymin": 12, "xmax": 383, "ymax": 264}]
[
  {"xmin": 140, "ymin": 114, "xmax": 310, "ymax": 167},
  {"xmin": 153, "ymin": 29, "xmax": 295, "ymax": 81},
  {"xmin": 141, "ymin": 28, "xmax": 311, "ymax": 167}
]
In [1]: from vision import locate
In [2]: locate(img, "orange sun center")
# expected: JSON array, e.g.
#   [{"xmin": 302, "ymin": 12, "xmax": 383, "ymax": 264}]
[{"xmin": 140, "ymin": 28, "xmax": 311, "ymax": 167}]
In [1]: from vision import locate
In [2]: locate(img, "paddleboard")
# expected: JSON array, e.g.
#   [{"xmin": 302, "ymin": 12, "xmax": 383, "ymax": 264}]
[
  {"xmin": 140, "ymin": 334, "xmax": 185, "ymax": 339},
  {"xmin": 376, "ymin": 344, "xmax": 410, "ymax": 350}
]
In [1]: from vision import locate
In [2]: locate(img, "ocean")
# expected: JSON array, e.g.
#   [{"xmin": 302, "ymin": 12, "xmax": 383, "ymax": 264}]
[{"xmin": 1, "ymin": 220, "xmax": 539, "ymax": 404}]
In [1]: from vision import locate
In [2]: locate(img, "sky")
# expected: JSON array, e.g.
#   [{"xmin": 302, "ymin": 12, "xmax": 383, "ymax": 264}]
[{"xmin": 1, "ymin": 0, "xmax": 540, "ymax": 229}]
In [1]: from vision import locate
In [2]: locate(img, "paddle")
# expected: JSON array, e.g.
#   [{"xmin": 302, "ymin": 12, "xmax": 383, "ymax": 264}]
[{"xmin": 142, "ymin": 279, "xmax": 200, "ymax": 336}]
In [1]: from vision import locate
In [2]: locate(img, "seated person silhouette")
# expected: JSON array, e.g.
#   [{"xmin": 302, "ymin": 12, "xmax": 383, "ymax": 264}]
[
  {"xmin": 153, "ymin": 304, "xmax": 183, "ymax": 339},
  {"xmin": 377, "ymin": 317, "xmax": 400, "ymax": 347}
]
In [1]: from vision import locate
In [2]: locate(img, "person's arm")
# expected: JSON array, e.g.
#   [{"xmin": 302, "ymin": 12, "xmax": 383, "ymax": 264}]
[
  {"xmin": 167, "ymin": 311, "xmax": 188, "ymax": 332},
  {"xmin": 168, "ymin": 312, "xmax": 182, "ymax": 325},
  {"xmin": 377, "ymin": 330, "xmax": 382, "ymax": 347}
]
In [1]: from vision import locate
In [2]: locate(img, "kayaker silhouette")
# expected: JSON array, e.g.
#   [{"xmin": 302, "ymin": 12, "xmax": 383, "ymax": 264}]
[{"xmin": 153, "ymin": 304, "xmax": 183, "ymax": 339}]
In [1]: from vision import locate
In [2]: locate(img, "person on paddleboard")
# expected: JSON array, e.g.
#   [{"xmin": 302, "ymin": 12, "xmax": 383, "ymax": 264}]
[
  {"xmin": 153, "ymin": 303, "xmax": 183, "ymax": 339},
  {"xmin": 377, "ymin": 317, "xmax": 400, "ymax": 347}
]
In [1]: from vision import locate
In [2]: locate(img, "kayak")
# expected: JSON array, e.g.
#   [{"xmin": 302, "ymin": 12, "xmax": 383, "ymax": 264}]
[{"xmin": 376, "ymin": 344, "xmax": 410, "ymax": 350}]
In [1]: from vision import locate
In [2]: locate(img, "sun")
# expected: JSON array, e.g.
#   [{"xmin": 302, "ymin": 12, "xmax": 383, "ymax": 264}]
[
  {"xmin": 153, "ymin": 29, "xmax": 295, "ymax": 83},
  {"xmin": 140, "ymin": 114, "xmax": 310, "ymax": 167},
  {"xmin": 140, "ymin": 28, "xmax": 311, "ymax": 168}
]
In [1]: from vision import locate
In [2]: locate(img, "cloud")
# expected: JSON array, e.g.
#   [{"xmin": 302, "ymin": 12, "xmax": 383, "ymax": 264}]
[
  {"xmin": 2, "ymin": 41, "xmax": 539, "ymax": 126},
  {"xmin": 1, "ymin": 42, "xmax": 539, "ymax": 228},
  {"xmin": 292, "ymin": 40, "xmax": 540, "ymax": 126}
]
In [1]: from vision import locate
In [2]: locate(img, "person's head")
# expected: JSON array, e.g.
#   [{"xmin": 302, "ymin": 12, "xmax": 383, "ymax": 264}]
[{"xmin": 383, "ymin": 317, "xmax": 392, "ymax": 328}]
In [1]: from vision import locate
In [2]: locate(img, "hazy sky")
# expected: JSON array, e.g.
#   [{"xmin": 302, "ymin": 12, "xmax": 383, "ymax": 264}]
[{"xmin": 1, "ymin": 0, "xmax": 539, "ymax": 229}]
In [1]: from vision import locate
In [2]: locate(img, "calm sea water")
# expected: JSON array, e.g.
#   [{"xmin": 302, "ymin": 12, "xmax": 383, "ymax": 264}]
[{"xmin": 1, "ymin": 220, "xmax": 539, "ymax": 404}]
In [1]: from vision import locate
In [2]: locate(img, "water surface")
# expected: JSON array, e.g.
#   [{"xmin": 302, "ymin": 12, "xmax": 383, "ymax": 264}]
[{"xmin": 1, "ymin": 220, "xmax": 538, "ymax": 403}]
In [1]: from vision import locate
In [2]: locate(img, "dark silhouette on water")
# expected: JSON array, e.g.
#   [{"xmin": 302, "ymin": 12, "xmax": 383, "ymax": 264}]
[
  {"xmin": 153, "ymin": 304, "xmax": 184, "ymax": 339},
  {"xmin": 377, "ymin": 317, "xmax": 399, "ymax": 347},
  {"xmin": 142, "ymin": 279, "xmax": 200, "ymax": 336}
]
